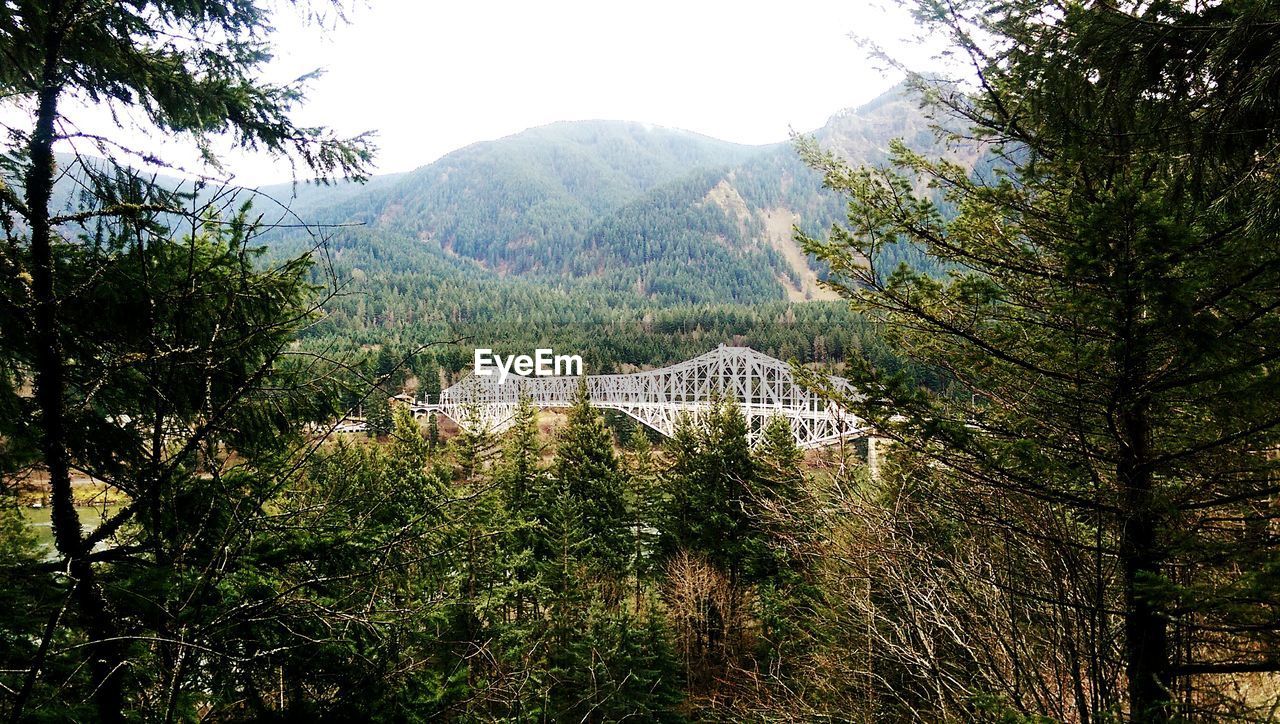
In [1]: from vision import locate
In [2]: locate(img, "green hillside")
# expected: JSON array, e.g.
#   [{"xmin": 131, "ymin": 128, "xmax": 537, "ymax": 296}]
[
  {"xmin": 264, "ymin": 84, "xmax": 963, "ymax": 310},
  {"xmin": 33, "ymin": 86, "xmax": 966, "ymax": 373},
  {"xmin": 238, "ymin": 84, "xmax": 978, "ymax": 377},
  {"xmin": 299, "ymin": 120, "xmax": 763, "ymax": 267}
]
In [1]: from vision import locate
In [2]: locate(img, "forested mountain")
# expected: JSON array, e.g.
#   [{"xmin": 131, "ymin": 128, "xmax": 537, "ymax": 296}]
[
  {"xmin": 34, "ymin": 86, "xmax": 963, "ymax": 378},
  {"xmin": 277, "ymin": 121, "xmax": 763, "ymax": 267},
  {"xmin": 233, "ymin": 84, "xmax": 975, "ymax": 379},
  {"xmin": 265, "ymin": 84, "xmax": 965, "ymax": 307},
  {"xmin": 45, "ymin": 86, "xmax": 959, "ymax": 316},
  {"xmin": 576, "ymin": 84, "xmax": 963, "ymax": 302}
]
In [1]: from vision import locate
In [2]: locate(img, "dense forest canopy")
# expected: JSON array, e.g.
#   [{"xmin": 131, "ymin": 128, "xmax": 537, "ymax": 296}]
[{"xmin": 800, "ymin": 0, "xmax": 1280, "ymax": 720}]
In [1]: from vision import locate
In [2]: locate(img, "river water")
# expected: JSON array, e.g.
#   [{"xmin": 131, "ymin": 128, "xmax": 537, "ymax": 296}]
[{"xmin": 20, "ymin": 505, "xmax": 123, "ymax": 559}]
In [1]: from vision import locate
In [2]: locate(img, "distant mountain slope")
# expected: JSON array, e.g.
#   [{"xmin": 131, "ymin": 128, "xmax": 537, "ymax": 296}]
[
  {"xmin": 25, "ymin": 86, "xmax": 977, "ymax": 371},
  {"xmin": 570, "ymin": 140, "xmax": 845, "ymax": 303},
  {"xmin": 538, "ymin": 85, "xmax": 970, "ymax": 303},
  {"xmin": 304, "ymin": 121, "xmax": 764, "ymax": 271},
  {"xmin": 261, "ymin": 84, "xmax": 973, "ymax": 306}
]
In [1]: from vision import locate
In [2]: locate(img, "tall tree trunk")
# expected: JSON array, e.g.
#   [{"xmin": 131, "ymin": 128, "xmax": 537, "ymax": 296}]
[
  {"xmin": 1118, "ymin": 404, "xmax": 1169, "ymax": 722},
  {"xmin": 24, "ymin": 11, "xmax": 127, "ymax": 720}
]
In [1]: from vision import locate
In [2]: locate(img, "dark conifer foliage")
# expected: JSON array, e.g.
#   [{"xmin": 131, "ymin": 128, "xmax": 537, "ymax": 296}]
[
  {"xmin": 800, "ymin": 0, "xmax": 1280, "ymax": 719},
  {"xmin": 554, "ymin": 383, "xmax": 631, "ymax": 577},
  {"xmin": 660, "ymin": 397, "xmax": 764, "ymax": 585},
  {"xmin": 0, "ymin": 0, "xmax": 372, "ymax": 718}
]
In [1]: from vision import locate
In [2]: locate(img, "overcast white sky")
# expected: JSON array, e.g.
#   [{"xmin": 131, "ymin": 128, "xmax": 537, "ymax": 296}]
[{"xmin": 57, "ymin": 0, "xmax": 937, "ymax": 186}]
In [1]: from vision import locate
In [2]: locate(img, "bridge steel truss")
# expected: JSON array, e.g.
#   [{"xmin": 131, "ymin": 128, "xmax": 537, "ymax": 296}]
[{"xmin": 412, "ymin": 346, "xmax": 866, "ymax": 449}]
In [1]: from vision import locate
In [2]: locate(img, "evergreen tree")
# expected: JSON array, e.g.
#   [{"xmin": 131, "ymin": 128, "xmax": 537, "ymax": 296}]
[
  {"xmin": 452, "ymin": 406, "xmax": 496, "ymax": 483},
  {"xmin": 366, "ymin": 394, "xmax": 394, "ymax": 437},
  {"xmin": 799, "ymin": 1, "xmax": 1280, "ymax": 718},
  {"xmin": 426, "ymin": 412, "xmax": 440, "ymax": 453},
  {"xmin": 624, "ymin": 426, "xmax": 663, "ymax": 607},
  {"xmin": 755, "ymin": 415, "xmax": 804, "ymax": 500},
  {"xmin": 499, "ymin": 393, "xmax": 544, "ymax": 508},
  {"xmin": 535, "ymin": 471, "xmax": 685, "ymax": 722},
  {"xmin": 547, "ymin": 602, "xmax": 685, "ymax": 723},
  {"xmin": 422, "ymin": 363, "xmax": 443, "ymax": 400},
  {"xmin": 2, "ymin": 215, "xmax": 355, "ymax": 718},
  {"xmin": 375, "ymin": 346, "xmax": 398, "ymax": 380},
  {"xmin": 660, "ymin": 396, "xmax": 763, "ymax": 585},
  {"xmin": 442, "ymin": 409, "xmax": 504, "ymax": 707},
  {"xmin": 0, "ymin": 1, "xmax": 369, "ymax": 718},
  {"xmin": 0, "ymin": 499, "xmax": 75, "ymax": 716},
  {"xmin": 750, "ymin": 416, "xmax": 816, "ymax": 683},
  {"xmin": 276, "ymin": 409, "xmax": 462, "ymax": 719},
  {"xmin": 495, "ymin": 393, "xmax": 549, "ymax": 622},
  {"xmin": 553, "ymin": 381, "xmax": 630, "ymax": 582},
  {"xmin": 751, "ymin": 416, "xmax": 808, "ymax": 582},
  {"xmin": 539, "ymin": 476, "xmax": 594, "ymax": 716}
]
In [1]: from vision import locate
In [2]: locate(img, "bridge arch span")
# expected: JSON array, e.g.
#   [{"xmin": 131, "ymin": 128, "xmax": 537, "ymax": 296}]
[{"xmin": 410, "ymin": 345, "xmax": 866, "ymax": 449}]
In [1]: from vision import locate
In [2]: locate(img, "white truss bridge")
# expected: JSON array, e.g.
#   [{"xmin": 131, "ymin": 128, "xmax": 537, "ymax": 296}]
[{"xmin": 409, "ymin": 345, "xmax": 867, "ymax": 449}]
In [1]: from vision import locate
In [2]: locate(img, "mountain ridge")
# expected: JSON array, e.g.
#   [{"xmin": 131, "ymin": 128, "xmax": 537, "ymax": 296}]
[
  {"xmin": 260, "ymin": 82, "xmax": 962, "ymax": 306},
  {"xmin": 41, "ymin": 84, "xmax": 964, "ymax": 308}
]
